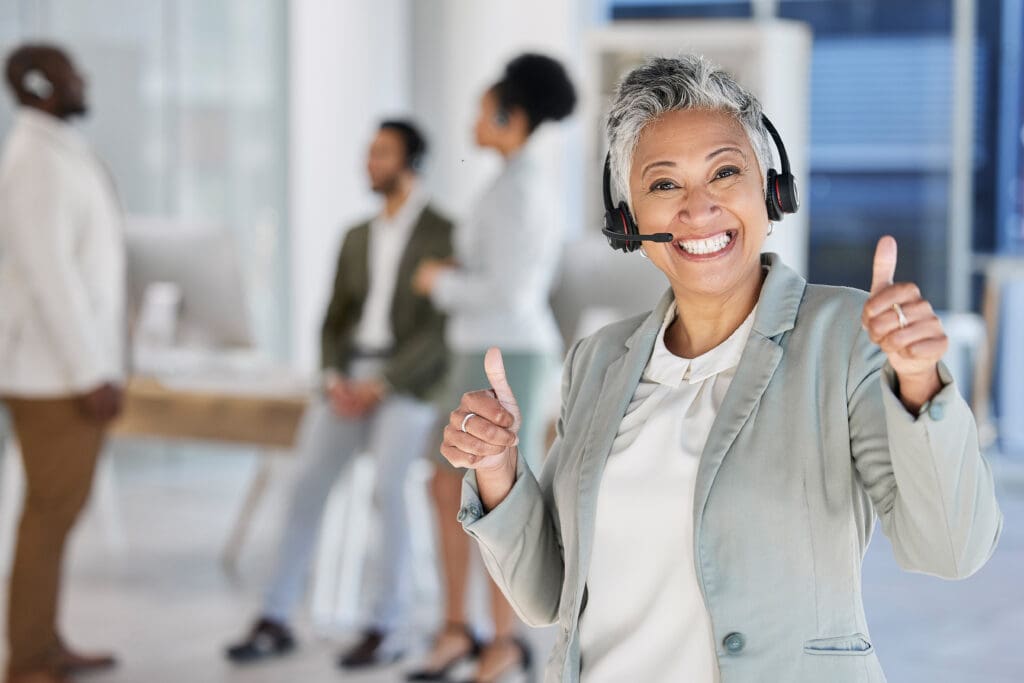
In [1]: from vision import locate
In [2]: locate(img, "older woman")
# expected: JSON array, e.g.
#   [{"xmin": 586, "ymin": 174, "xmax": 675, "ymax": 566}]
[{"xmin": 439, "ymin": 56, "xmax": 1002, "ymax": 683}]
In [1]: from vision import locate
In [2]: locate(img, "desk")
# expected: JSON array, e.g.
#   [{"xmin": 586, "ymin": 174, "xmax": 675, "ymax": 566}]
[{"xmin": 111, "ymin": 375, "xmax": 310, "ymax": 573}]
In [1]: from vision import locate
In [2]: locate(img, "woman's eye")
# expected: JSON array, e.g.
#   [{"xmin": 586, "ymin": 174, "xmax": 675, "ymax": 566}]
[
  {"xmin": 714, "ymin": 166, "xmax": 740, "ymax": 180},
  {"xmin": 649, "ymin": 180, "xmax": 678, "ymax": 192}
]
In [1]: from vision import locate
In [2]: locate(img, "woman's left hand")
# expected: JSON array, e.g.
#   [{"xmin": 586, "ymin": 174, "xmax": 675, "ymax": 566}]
[
  {"xmin": 412, "ymin": 258, "xmax": 455, "ymax": 296},
  {"xmin": 861, "ymin": 236, "xmax": 948, "ymax": 412}
]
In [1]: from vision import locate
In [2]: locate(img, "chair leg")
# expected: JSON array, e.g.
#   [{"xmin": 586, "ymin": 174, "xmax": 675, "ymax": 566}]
[{"xmin": 221, "ymin": 452, "xmax": 275, "ymax": 576}]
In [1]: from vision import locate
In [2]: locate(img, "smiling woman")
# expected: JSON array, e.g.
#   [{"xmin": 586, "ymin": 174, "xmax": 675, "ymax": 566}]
[{"xmin": 439, "ymin": 55, "xmax": 1002, "ymax": 683}]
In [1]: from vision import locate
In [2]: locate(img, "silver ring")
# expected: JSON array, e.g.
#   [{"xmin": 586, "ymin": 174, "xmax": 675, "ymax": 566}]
[
  {"xmin": 460, "ymin": 412, "xmax": 476, "ymax": 433},
  {"xmin": 893, "ymin": 303, "xmax": 908, "ymax": 329}
]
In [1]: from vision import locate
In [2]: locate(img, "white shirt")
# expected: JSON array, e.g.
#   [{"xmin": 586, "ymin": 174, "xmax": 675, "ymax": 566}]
[
  {"xmin": 579, "ymin": 301, "xmax": 758, "ymax": 683},
  {"xmin": 431, "ymin": 139, "xmax": 562, "ymax": 354},
  {"xmin": 0, "ymin": 108, "xmax": 125, "ymax": 396},
  {"xmin": 352, "ymin": 186, "xmax": 428, "ymax": 352}
]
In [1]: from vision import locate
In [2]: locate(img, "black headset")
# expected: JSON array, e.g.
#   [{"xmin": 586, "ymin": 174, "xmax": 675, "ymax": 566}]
[{"xmin": 602, "ymin": 113, "xmax": 799, "ymax": 253}]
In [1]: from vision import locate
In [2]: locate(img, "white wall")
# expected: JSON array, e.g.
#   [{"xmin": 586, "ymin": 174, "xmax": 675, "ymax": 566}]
[
  {"xmin": 410, "ymin": 0, "xmax": 588, "ymax": 227},
  {"xmin": 288, "ymin": 0, "xmax": 412, "ymax": 370}
]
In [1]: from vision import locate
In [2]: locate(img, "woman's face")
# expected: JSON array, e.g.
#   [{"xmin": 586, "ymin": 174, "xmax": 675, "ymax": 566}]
[
  {"xmin": 628, "ymin": 108, "xmax": 769, "ymax": 299},
  {"xmin": 473, "ymin": 89, "xmax": 502, "ymax": 149}
]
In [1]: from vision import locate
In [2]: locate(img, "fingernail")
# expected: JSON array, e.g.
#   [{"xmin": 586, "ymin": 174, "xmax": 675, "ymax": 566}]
[{"xmin": 512, "ymin": 436, "xmax": 519, "ymax": 446}]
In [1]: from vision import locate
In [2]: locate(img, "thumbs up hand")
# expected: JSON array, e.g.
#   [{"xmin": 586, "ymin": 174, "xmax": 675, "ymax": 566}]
[
  {"xmin": 860, "ymin": 236, "xmax": 948, "ymax": 411},
  {"xmin": 441, "ymin": 348, "xmax": 522, "ymax": 507}
]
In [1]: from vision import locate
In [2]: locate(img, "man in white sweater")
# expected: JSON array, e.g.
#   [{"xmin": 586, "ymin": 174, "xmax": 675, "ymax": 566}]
[{"xmin": 0, "ymin": 44, "xmax": 123, "ymax": 683}]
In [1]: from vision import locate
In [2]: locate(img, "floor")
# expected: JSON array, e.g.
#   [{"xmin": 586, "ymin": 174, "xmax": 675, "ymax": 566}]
[{"xmin": 0, "ymin": 443, "xmax": 1021, "ymax": 683}]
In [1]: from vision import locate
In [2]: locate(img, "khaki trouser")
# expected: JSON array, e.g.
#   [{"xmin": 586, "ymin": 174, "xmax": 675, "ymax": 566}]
[{"xmin": 2, "ymin": 397, "xmax": 105, "ymax": 676}]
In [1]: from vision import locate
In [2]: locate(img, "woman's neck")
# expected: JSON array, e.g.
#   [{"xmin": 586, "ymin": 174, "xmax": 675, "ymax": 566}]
[{"xmin": 665, "ymin": 264, "xmax": 766, "ymax": 359}]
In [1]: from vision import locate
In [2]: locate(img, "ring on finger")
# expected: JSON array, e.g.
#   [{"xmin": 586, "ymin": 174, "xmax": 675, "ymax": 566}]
[
  {"xmin": 460, "ymin": 412, "xmax": 476, "ymax": 433},
  {"xmin": 892, "ymin": 303, "xmax": 908, "ymax": 329}
]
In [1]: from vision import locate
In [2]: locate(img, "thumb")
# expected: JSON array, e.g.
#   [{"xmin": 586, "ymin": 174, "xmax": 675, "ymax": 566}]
[
  {"xmin": 870, "ymin": 235, "xmax": 898, "ymax": 294},
  {"xmin": 484, "ymin": 347, "xmax": 521, "ymax": 430}
]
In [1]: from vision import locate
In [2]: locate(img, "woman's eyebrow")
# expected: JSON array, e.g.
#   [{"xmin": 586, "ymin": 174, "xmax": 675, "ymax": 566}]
[
  {"xmin": 640, "ymin": 160, "xmax": 676, "ymax": 177},
  {"xmin": 640, "ymin": 147, "xmax": 746, "ymax": 177},
  {"xmin": 706, "ymin": 146, "xmax": 745, "ymax": 161}
]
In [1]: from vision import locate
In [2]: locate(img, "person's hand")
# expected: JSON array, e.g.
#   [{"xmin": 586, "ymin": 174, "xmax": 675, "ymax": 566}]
[
  {"xmin": 79, "ymin": 382, "xmax": 124, "ymax": 423},
  {"xmin": 349, "ymin": 378, "xmax": 388, "ymax": 412},
  {"xmin": 441, "ymin": 347, "xmax": 521, "ymax": 510},
  {"xmin": 861, "ymin": 235, "xmax": 948, "ymax": 412},
  {"xmin": 327, "ymin": 377, "xmax": 366, "ymax": 418},
  {"xmin": 412, "ymin": 258, "xmax": 455, "ymax": 297}
]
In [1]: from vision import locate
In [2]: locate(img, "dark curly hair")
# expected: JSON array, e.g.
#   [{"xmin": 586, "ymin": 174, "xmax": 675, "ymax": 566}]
[
  {"xmin": 380, "ymin": 119, "xmax": 428, "ymax": 171},
  {"xmin": 492, "ymin": 53, "xmax": 576, "ymax": 132}
]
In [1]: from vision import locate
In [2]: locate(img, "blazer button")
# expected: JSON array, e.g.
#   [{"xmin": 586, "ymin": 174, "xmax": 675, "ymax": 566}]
[
  {"xmin": 928, "ymin": 401, "xmax": 945, "ymax": 421},
  {"xmin": 723, "ymin": 632, "xmax": 746, "ymax": 654}
]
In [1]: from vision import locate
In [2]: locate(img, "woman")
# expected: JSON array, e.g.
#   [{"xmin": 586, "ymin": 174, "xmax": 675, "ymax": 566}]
[
  {"xmin": 410, "ymin": 53, "xmax": 576, "ymax": 682},
  {"xmin": 439, "ymin": 56, "xmax": 1002, "ymax": 682}
]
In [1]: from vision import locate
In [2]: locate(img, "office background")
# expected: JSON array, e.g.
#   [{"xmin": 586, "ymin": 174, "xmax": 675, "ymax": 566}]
[{"xmin": 0, "ymin": 1, "xmax": 1021, "ymax": 682}]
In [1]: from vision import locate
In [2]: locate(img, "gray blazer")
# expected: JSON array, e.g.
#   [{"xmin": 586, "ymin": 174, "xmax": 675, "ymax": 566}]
[{"xmin": 459, "ymin": 253, "xmax": 1002, "ymax": 682}]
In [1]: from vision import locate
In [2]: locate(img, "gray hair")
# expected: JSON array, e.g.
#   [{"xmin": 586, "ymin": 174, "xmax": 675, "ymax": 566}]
[{"xmin": 606, "ymin": 55, "xmax": 773, "ymax": 209}]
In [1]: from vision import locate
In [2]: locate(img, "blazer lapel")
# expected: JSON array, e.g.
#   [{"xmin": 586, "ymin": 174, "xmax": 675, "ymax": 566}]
[
  {"xmin": 574, "ymin": 289, "xmax": 675, "ymax": 584},
  {"xmin": 692, "ymin": 253, "xmax": 807, "ymax": 535}
]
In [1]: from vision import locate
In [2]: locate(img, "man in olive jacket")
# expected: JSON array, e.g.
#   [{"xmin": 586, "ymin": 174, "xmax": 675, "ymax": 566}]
[{"xmin": 227, "ymin": 120, "xmax": 453, "ymax": 669}]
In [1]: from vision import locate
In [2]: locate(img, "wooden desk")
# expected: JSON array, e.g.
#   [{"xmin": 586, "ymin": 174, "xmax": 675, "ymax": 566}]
[
  {"xmin": 111, "ymin": 376, "xmax": 311, "ymax": 573},
  {"xmin": 112, "ymin": 376, "xmax": 308, "ymax": 448}
]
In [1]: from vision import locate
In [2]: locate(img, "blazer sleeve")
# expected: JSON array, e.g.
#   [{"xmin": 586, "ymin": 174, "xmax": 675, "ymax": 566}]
[
  {"xmin": 848, "ymin": 327, "xmax": 1002, "ymax": 579},
  {"xmin": 319, "ymin": 228, "xmax": 359, "ymax": 371},
  {"xmin": 456, "ymin": 340, "xmax": 579, "ymax": 627},
  {"xmin": 4, "ymin": 152, "xmax": 116, "ymax": 390}
]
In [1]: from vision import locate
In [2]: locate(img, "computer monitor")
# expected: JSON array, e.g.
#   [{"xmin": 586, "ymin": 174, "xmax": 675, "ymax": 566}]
[{"xmin": 125, "ymin": 215, "xmax": 253, "ymax": 349}]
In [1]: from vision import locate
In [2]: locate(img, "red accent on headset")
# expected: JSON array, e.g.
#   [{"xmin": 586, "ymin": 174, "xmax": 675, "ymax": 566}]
[
  {"xmin": 774, "ymin": 178, "xmax": 783, "ymax": 213},
  {"xmin": 619, "ymin": 212, "xmax": 630, "ymax": 246}
]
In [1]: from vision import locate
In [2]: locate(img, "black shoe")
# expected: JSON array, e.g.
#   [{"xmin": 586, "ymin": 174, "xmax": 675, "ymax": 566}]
[
  {"xmin": 457, "ymin": 636, "xmax": 533, "ymax": 683},
  {"xmin": 225, "ymin": 618, "xmax": 296, "ymax": 663},
  {"xmin": 337, "ymin": 629, "xmax": 403, "ymax": 669},
  {"xmin": 406, "ymin": 622, "xmax": 482, "ymax": 681}
]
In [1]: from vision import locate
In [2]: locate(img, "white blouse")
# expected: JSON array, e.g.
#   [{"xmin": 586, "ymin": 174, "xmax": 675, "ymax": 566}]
[
  {"xmin": 578, "ymin": 301, "xmax": 758, "ymax": 683},
  {"xmin": 429, "ymin": 139, "xmax": 563, "ymax": 354}
]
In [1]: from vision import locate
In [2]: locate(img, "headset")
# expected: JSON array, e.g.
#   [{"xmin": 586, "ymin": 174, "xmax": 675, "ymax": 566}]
[
  {"xmin": 22, "ymin": 69, "xmax": 54, "ymax": 100},
  {"xmin": 602, "ymin": 113, "xmax": 799, "ymax": 253}
]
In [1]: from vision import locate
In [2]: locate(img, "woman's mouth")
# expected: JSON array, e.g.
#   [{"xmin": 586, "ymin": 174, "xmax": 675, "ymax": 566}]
[{"xmin": 673, "ymin": 230, "xmax": 737, "ymax": 260}]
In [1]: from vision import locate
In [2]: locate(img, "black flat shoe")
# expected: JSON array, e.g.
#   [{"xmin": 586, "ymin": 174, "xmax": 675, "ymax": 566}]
[
  {"xmin": 406, "ymin": 622, "xmax": 482, "ymax": 681},
  {"xmin": 225, "ymin": 618, "xmax": 296, "ymax": 663},
  {"xmin": 338, "ymin": 629, "xmax": 404, "ymax": 669},
  {"xmin": 457, "ymin": 636, "xmax": 533, "ymax": 683}
]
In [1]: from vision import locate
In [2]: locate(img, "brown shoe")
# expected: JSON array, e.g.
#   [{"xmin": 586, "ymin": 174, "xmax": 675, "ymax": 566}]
[
  {"xmin": 4, "ymin": 670, "xmax": 72, "ymax": 683},
  {"xmin": 53, "ymin": 642, "xmax": 118, "ymax": 675}
]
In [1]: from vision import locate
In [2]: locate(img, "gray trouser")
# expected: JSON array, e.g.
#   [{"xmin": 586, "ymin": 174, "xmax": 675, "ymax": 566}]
[{"xmin": 263, "ymin": 360, "xmax": 437, "ymax": 630}]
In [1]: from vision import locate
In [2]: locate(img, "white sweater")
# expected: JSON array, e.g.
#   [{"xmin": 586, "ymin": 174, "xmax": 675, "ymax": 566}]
[{"xmin": 0, "ymin": 109, "xmax": 125, "ymax": 396}]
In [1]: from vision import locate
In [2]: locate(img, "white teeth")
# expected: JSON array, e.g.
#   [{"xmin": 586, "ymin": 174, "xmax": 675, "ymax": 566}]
[{"xmin": 677, "ymin": 232, "xmax": 732, "ymax": 255}]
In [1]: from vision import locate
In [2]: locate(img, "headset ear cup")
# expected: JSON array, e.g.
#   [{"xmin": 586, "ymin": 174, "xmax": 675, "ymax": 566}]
[
  {"xmin": 618, "ymin": 202, "xmax": 640, "ymax": 253},
  {"xmin": 765, "ymin": 169, "xmax": 783, "ymax": 222},
  {"xmin": 775, "ymin": 173, "xmax": 799, "ymax": 215}
]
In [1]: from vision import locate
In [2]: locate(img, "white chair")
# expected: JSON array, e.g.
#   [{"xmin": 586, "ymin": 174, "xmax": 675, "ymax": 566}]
[{"xmin": 309, "ymin": 454, "xmax": 440, "ymax": 633}]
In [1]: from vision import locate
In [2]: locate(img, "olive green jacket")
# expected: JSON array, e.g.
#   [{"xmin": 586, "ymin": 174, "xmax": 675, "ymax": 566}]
[{"xmin": 320, "ymin": 204, "xmax": 453, "ymax": 399}]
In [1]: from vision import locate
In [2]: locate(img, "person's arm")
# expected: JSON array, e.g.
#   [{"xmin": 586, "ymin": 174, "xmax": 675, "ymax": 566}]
[
  {"xmin": 320, "ymin": 230, "xmax": 359, "ymax": 372},
  {"xmin": 849, "ymin": 328, "xmax": 1002, "ymax": 579},
  {"xmin": 430, "ymin": 185, "xmax": 550, "ymax": 314},
  {"xmin": 455, "ymin": 341, "xmax": 580, "ymax": 626},
  {"xmin": 4, "ymin": 153, "xmax": 117, "ymax": 391}
]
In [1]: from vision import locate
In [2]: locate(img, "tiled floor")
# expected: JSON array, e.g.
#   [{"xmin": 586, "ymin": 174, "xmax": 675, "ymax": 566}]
[{"xmin": 0, "ymin": 444, "xmax": 1021, "ymax": 682}]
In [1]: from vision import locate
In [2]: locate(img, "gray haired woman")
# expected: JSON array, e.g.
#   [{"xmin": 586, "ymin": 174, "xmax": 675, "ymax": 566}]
[{"xmin": 437, "ymin": 55, "xmax": 1002, "ymax": 682}]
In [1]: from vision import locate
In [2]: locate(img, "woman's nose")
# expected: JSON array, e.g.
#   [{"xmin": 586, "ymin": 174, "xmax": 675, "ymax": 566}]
[{"xmin": 676, "ymin": 185, "xmax": 722, "ymax": 226}]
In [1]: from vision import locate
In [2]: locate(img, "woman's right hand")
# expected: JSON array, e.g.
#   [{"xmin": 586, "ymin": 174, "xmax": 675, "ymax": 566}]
[{"xmin": 441, "ymin": 347, "xmax": 521, "ymax": 510}]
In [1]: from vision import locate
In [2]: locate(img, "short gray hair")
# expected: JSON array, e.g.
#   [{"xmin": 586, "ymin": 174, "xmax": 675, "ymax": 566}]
[{"xmin": 606, "ymin": 55, "xmax": 773, "ymax": 209}]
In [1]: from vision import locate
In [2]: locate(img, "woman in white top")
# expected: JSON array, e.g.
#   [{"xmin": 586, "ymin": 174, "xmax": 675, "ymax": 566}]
[
  {"xmin": 410, "ymin": 53, "xmax": 576, "ymax": 683},
  {"xmin": 437, "ymin": 56, "xmax": 1000, "ymax": 682}
]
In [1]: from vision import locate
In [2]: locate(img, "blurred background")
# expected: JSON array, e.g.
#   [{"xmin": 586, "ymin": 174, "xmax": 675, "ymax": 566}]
[{"xmin": 0, "ymin": 1, "xmax": 1021, "ymax": 682}]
